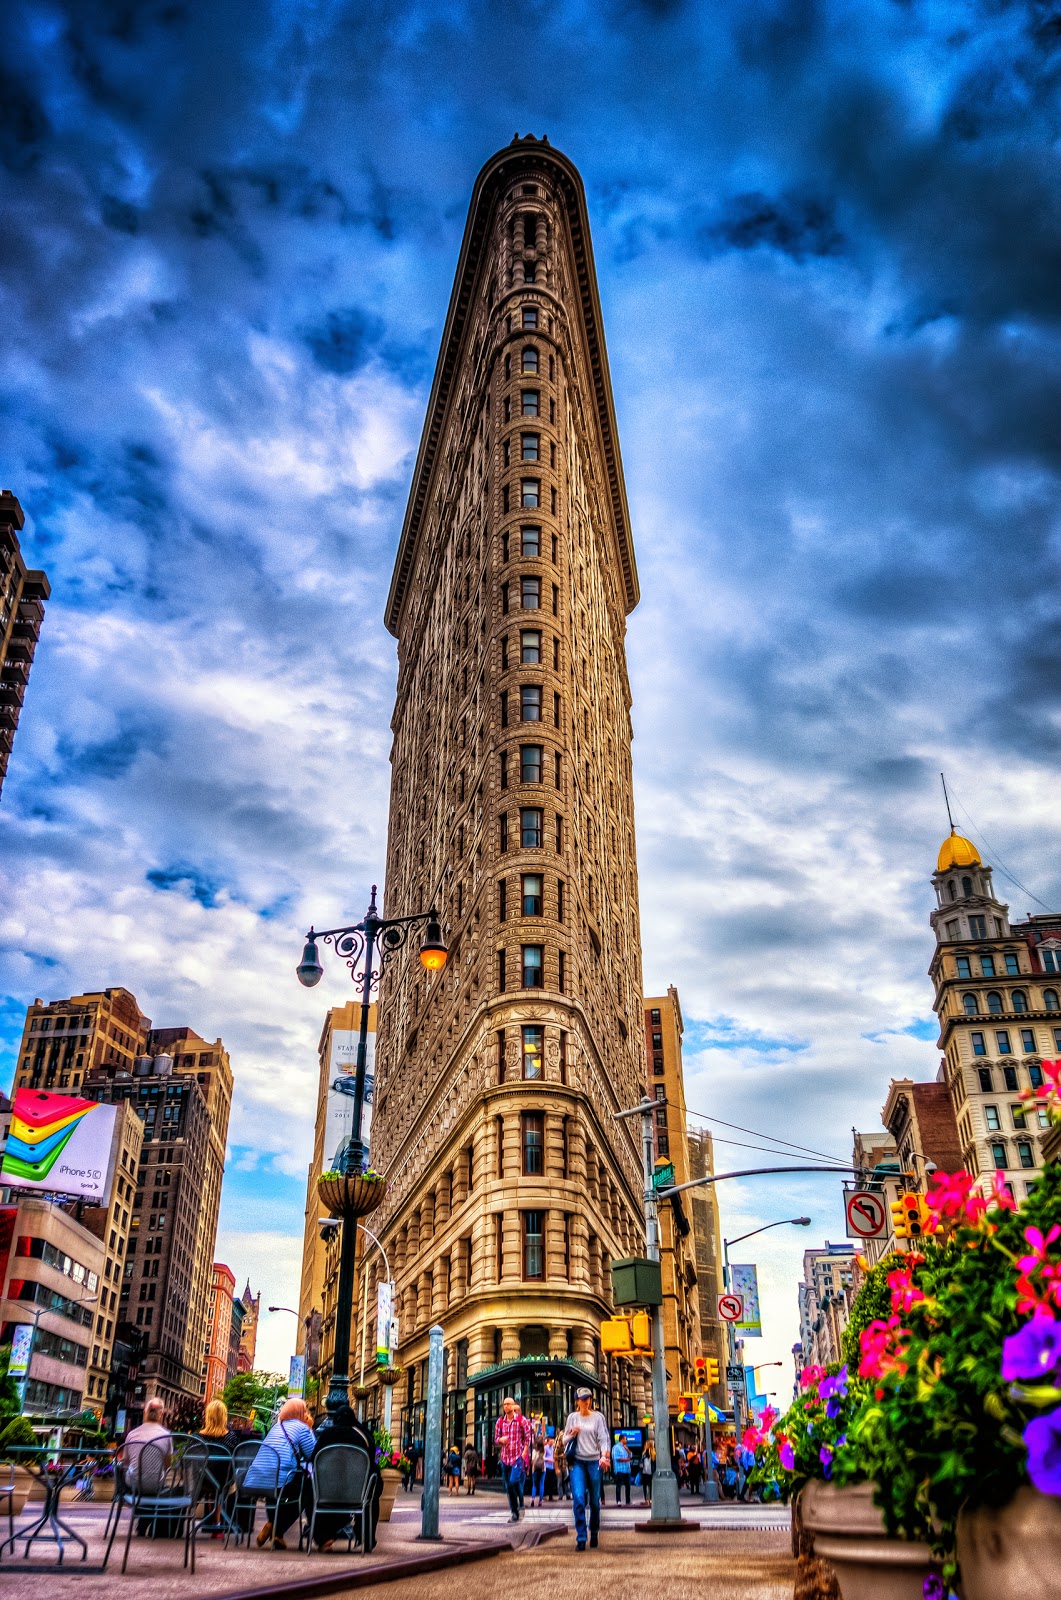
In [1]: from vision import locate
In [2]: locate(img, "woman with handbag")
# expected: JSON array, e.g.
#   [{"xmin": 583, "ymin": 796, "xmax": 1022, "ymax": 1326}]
[{"xmin": 561, "ymin": 1387, "xmax": 610, "ymax": 1551}]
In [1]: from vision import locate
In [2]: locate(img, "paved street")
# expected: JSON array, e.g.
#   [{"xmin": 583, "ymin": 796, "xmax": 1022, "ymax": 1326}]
[{"xmin": 1, "ymin": 1489, "xmax": 791, "ymax": 1597}]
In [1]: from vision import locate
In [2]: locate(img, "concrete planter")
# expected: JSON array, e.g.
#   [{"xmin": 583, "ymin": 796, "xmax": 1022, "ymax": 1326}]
[
  {"xmin": 378, "ymin": 1468, "xmax": 401, "ymax": 1523},
  {"xmin": 957, "ymin": 1485, "xmax": 1061, "ymax": 1599},
  {"xmin": 317, "ymin": 1173, "xmax": 387, "ymax": 1218},
  {"xmin": 802, "ymin": 1480, "xmax": 933, "ymax": 1600},
  {"xmin": 7, "ymin": 1464, "xmax": 33, "ymax": 1518}
]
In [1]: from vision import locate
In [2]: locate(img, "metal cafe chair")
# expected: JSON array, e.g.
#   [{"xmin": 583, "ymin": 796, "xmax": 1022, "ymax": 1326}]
[
  {"xmin": 225, "ymin": 1440, "xmax": 283, "ymax": 1549},
  {"xmin": 303, "ymin": 1445, "xmax": 373, "ymax": 1555},
  {"xmin": 196, "ymin": 1440, "xmax": 236, "ymax": 1538},
  {"xmin": 103, "ymin": 1434, "xmax": 210, "ymax": 1574}
]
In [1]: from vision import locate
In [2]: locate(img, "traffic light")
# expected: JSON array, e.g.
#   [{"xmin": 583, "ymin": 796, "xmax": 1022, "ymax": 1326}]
[
  {"xmin": 601, "ymin": 1313, "xmax": 653, "ymax": 1355},
  {"xmin": 890, "ymin": 1192, "xmax": 938, "ymax": 1239},
  {"xmin": 704, "ymin": 1357, "xmax": 720, "ymax": 1387}
]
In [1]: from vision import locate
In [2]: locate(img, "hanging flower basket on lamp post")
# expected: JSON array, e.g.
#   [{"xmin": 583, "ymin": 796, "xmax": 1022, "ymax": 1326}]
[
  {"xmin": 317, "ymin": 1169, "xmax": 387, "ymax": 1218},
  {"xmin": 377, "ymin": 1365, "xmax": 404, "ymax": 1388}
]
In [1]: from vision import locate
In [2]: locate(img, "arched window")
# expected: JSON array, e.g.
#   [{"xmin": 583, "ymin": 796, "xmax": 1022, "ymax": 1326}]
[
  {"xmin": 963, "ymin": 993, "xmax": 979, "ymax": 1015},
  {"xmin": 1045, "ymin": 990, "xmax": 1059, "ymax": 1012},
  {"xmin": 948, "ymin": 881, "xmax": 958, "ymax": 901},
  {"xmin": 522, "ymin": 346, "xmax": 539, "ymax": 374},
  {"xmin": 962, "ymin": 876, "xmax": 973, "ymax": 897},
  {"xmin": 987, "ymin": 991, "xmax": 1004, "ymax": 1014},
  {"xmin": 1012, "ymin": 990, "xmax": 1028, "ymax": 1014}
]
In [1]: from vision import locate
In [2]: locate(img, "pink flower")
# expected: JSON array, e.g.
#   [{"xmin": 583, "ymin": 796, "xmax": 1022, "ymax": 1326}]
[
  {"xmin": 989, "ymin": 1174, "xmax": 1018, "ymax": 1213},
  {"xmin": 799, "ymin": 1364, "xmax": 826, "ymax": 1391},
  {"xmin": 887, "ymin": 1267, "xmax": 925, "ymax": 1314},
  {"xmin": 1017, "ymin": 1225, "xmax": 1061, "ymax": 1273},
  {"xmin": 859, "ymin": 1317, "xmax": 911, "ymax": 1381}
]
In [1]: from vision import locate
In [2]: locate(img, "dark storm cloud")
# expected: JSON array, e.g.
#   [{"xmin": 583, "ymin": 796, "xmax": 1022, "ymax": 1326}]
[{"xmin": 3, "ymin": 0, "xmax": 1061, "ymax": 1364}]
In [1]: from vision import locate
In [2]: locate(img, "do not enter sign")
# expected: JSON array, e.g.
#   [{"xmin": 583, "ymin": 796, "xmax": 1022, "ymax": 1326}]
[{"xmin": 718, "ymin": 1293, "xmax": 744, "ymax": 1322}]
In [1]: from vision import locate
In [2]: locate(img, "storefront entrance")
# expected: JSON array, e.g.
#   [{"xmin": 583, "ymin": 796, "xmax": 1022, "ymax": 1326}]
[{"xmin": 472, "ymin": 1357, "xmax": 607, "ymax": 1476}]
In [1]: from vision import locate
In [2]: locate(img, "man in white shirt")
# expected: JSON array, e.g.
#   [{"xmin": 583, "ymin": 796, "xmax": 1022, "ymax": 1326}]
[
  {"xmin": 562, "ymin": 1387, "xmax": 611, "ymax": 1551},
  {"xmin": 122, "ymin": 1397, "xmax": 172, "ymax": 1490}
]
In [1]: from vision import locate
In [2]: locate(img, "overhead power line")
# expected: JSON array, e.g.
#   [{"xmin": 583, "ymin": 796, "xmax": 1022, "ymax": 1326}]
[
  {"xmin": 685, "ymin": 1106, "xmax": 849, "ymax": 1168},
  {"xmin": 947, "ymin": 784, "xmax": 1053, "ymax": 913}
]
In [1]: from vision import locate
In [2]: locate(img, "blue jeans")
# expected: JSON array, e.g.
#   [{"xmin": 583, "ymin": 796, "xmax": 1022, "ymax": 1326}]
[
  {"xmin": 570, "ymin": 1459, "xmax": 602, "ymax": 1545},
  {"xmin": 531, "ymin": 1467, "xmax": 545, "ymax": 1501},
  {"xmin": 500, "ymin": 1461, "xmax": 523, "ymax": 1516}
]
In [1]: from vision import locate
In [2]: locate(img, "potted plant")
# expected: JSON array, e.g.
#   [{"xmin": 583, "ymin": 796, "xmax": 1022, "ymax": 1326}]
[
  {"xmin": 0, "ymin": 1415, "xmax": 42, "ymax": 1517},
  {"xmin": 372, "ymin": 1426, "xmax": 403, "ymax": 1522},
  {"xmin": 750, "ymin": 1357, "xmax": 931, "ymax": 1600},
  {"xmin": 376, "ymin": 1364, "xmax": 403, "ymax": 1388},
  {"xmin": 834, "ymin": 1155, "xmax": 1061, "ymax": 1599},
  {"xmin": 317, "ymin": 1166, "xmax": 388, "ymax": 1218}
]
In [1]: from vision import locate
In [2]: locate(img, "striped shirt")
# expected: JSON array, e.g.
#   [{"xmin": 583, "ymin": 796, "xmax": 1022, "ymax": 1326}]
[{"xmin": 244, "ymin": 1420, "xmax": 316, "ymax": 1488}]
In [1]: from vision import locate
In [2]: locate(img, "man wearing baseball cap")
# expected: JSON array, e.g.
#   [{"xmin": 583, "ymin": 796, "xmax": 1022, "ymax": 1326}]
[{"xmin": 562, "ymin": 1387, "xmax": 610, "ymax": 1550}]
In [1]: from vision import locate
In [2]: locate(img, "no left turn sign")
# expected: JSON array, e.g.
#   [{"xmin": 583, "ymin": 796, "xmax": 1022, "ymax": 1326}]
[
  {"xmin": 846, "ymin": 1190, "xmax": 887, "ymax": 1240},
  {"xmin": 718, "ymin": 1293, "xmax": 744, "ymax": 1322}
]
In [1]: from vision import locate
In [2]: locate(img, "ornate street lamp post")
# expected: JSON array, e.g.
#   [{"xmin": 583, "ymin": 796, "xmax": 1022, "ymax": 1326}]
[{"xmin": 297, "ymin": 885, "xmax": 446, "ymax": 1414}]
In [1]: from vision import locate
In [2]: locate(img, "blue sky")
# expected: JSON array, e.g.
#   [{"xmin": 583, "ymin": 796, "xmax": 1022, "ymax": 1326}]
[{"xmin": 2, "ymin": 0, "xmax": 1061, "ymax": 1380}]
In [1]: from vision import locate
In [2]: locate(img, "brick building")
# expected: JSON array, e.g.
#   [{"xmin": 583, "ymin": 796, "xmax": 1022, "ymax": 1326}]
[{"xmin": 0, "ymin": 490, "xmax": 49, "ymax": 800}]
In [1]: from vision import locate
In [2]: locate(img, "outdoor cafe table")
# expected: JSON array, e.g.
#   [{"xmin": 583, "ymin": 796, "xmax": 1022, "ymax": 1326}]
[{"xmin": 1, "ymin": 1445, "xmax": 113, "ymax": 1567}]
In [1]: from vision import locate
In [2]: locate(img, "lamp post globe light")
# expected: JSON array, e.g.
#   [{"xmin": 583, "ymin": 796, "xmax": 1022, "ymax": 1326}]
[{"xmin": 296, "ymin": 884, "xmax": 446, "ymax": 1415}]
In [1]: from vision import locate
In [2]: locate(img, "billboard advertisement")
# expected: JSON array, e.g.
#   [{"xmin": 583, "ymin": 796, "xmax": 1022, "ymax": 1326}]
[
  {"xmin": 9, "ymin": 1322, "xmax": 34, "ymax": 1377},
  {"xmin": 323, "ymin": 1006, "xmax": 376, "ymax": 1168},
  {"xmin": 729, "ymin": 1264, "xmax": 762, "ymax": 1337},
  {"xmin": 2, "ymin": 1088, "xmax": 118, "ymax": 1202}
]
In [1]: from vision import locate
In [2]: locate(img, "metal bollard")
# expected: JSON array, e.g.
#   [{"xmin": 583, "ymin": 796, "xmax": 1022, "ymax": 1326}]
[{"xmin": 419, "ymin": 1324, "xmax": 444, "ymax": 1541}]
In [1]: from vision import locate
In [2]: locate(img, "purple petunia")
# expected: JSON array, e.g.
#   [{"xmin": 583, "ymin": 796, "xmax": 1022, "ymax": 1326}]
[
  {"xmin": 923, "ymin": 1574, "xmax": 945, "ymax": 1600},
  {"xmin": 779, "ymin": 1439, "xmax": 795, "ymax": 1471},
  {"xmin": 819, "ymin": 1444, "xmax": 833, "ymax": 1479},
  {"xmin": 1002, "ymin": 1316, "xmax": 1061, "ymax": 1383},
  {"xmin": 1024, "ymin": 1406, "xmax": 1061, "ymax": 1496},
  {"xmin": 820, "ymin": 1365, "xmax": 850, "ymax": 1420}
]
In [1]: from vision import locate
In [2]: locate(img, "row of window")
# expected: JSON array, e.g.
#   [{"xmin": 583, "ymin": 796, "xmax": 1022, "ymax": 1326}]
[
  {"xmin": 15, "ymin": 1234, "xmax": 100, "ymax": 1294},
  {"xmin": 945, "ymin": 915, "xmax": 1003, "ymax": 940},
  {"xmin": 988, "ymin": 1140, "xmax": 1037, "ymax": 1171},
  {"xmin": 956, "ymin": 952, "xmax": 1022, "ymax": 978},
  {"xmin": 501, "ymin": 480, "xmax": 557, "ymax": 515},
  {"xmin": 497, "ymin": 873, "xmax": 562, "ymax": 921},
  {"xmin": 501, "ymin": 575, "xmax": 560, "ymax": 614},
  {"xmin": 499, "ymin": 684, "xmax": 562, "ymax": 727},
  {"xmin": 983, "ymin": 1101, "xmax": 1048, "ymax": 1132},
  {"xmin": 502, "ymin": 390, "xmax": 556, "ymax": 424},
  {"xmin": 497, "ymin": 944, "xmax": 565, "ymax": 992},
  {"xmin": 961, "ymin": 989, "xmax": 1057, "ymax": 1016},
  {"xmin": 499, "ymin": 745, "xmax": 562, "ymax": 789},
  {"xmin": 971, "ymin": 1033, "xmax": 1061, "ymax": 1062},
  {"xmin": 501, "ymin": 433, "xmax": 555, "ymax": 467},
  {"xmin": 499, "ymin": 808, "xmax": 563, "ymax": 851},
  {"xmin": 500, "ymin": 526, "xmax": 558, "ymax": 562},
  {"xmin": 499, "ymin": 628, "xmax": 559, "ymax": 669}
]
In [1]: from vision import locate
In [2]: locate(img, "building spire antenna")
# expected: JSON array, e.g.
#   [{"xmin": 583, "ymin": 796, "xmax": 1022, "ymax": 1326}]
[{"xmin": 940, "ymin": 771, "xmax": 955, "ymax": 832}]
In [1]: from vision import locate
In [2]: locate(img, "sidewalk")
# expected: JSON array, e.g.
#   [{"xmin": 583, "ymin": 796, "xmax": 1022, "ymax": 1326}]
[{"xmin": 0, "ymin": 1494, "xmax": 531, "ymax": 1599}]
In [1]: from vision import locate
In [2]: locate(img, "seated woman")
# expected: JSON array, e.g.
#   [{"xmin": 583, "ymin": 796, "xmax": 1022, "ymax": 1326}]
[
  {"xmin": 196, "ymin": 1398, "xmax": 240, "ymax": 1535},
  {"xmin": 244, "ymin": 1398, "xmax": 317, "ymax": 1549},
  {"xmin": 309, "ymin": 1405, "xmax": 381, "ymax": 1550}
]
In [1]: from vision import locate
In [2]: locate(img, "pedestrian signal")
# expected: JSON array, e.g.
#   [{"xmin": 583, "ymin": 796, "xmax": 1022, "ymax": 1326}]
[
  {"xmin": 600, "ymin": 1312, "xmax": 653, "ymax": 1355},
  {"xmin": 891, "ymin": 1192, "xmax": 937, "ymax": 1239}
]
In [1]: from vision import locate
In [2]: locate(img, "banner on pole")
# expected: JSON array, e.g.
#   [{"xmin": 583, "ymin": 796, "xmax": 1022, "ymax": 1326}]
[
  {"xmin": 376, "ymin": 1280, "xmax": 394, "ymax": 1366},
  {"xmin": 323, "ymin": 1006, "xmax": 377, "ymax": 1167},
  {"xmin": 9, "ymin": 1322, "xmax": 33, "ymax": 1377},
  {"xmin": 288, "ymin": 1355, "xmax": 306, "ymax": 1397},
  {"xmin": 729, "ymin": 1264, "xmax": 762, "ymax": 1336}
]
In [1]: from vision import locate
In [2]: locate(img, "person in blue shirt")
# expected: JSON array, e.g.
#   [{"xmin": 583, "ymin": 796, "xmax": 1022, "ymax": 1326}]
[
  {"xmin": 244, "ymin": 1398, "xmax": 317, "ymax": 1548},
  {"xmin": 611, "ymin": 1434, "xmax": 633, "ymax": 1504}
]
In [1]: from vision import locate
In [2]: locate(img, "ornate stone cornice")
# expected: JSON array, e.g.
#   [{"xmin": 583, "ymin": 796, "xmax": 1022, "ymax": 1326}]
[{"xmin": 385, "ymin": 136, "xmax": 638, "ymax": 637}]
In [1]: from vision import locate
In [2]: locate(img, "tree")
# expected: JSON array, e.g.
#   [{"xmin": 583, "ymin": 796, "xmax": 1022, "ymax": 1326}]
[
  {"xmin": 0, "ymin": 1345, "xmax": 21, "ymax": 1422},
  {"xmin": 221, "ymin": 1370, "xmax": 287, "ymax": 1422}
]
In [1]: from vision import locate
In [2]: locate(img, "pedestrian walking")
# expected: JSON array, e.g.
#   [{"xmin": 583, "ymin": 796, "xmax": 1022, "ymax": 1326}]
[
  {"xmin": 562, "ymin": 1386, "xmax": 611, "ymax": 1551},
  {"xmin": 554, "ymin": 1438, "xmax": 571, "ymax": 1499},
  {"xmin": 463, "ymin": 1441, "xmax": 480, "ymax": 1494},
  {"xmin": 543, "ymin": 1435, "xmax": 557, "ymax": 1500},
  {"xmin": 493, "ymin": 1396, "xmax": 533, "ymax": 1522},
  {"xmin": 445, "ymin": 1444, "xmax": 462, "ymax": 1495},
  {"xmin": 611, "ymin": 1433, "xmax": 632, "ymax": 1505},
  {"xmin": 530, "ymin": 1439, "xmax": 546, "ymax": 1506},
  {"xmin": 639, "ymin": 1440, "xmax": 655, "ymax": 1505},
  {"xmin": 687, "ymin": 1446, "xmax": 702, "ymax": 1496}
]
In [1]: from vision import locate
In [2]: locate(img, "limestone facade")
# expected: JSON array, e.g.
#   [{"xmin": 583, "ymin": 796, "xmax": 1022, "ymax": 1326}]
[{"xmin": 368, "ymin": 138, "xmax": 649, "ymax": 1441}]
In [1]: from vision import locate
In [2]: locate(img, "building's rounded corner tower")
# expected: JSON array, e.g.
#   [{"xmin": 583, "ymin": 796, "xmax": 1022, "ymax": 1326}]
[{"xmin": 371, "ymin": 136, "xmax": 649, "ymax": 1457}]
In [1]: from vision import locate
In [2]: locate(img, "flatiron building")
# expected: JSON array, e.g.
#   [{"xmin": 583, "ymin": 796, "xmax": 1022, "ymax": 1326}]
[{"xmin": 368, "ymin": 137, "xmax": 650, "ymax": 1455}]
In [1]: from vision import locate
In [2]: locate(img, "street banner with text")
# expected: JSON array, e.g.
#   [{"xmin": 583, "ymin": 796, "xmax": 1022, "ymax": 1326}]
[{"xmin": 730, "ymin": 1264, "xmax": 762, "ymax": 1336}]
